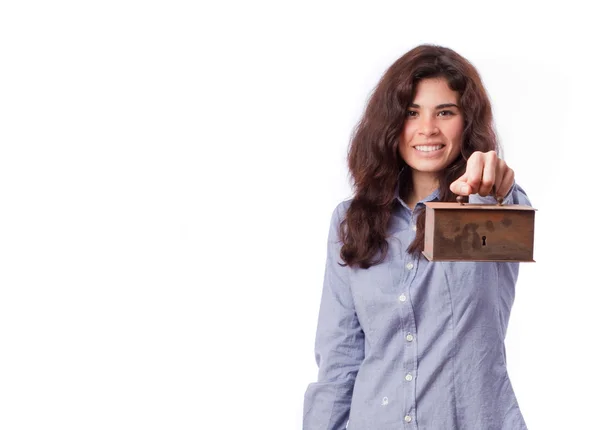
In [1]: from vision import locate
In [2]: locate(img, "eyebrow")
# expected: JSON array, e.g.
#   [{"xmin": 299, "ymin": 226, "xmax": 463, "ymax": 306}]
[{"xmin": 409, "ymin": 103, "xmax": 460, "ymax": 109}]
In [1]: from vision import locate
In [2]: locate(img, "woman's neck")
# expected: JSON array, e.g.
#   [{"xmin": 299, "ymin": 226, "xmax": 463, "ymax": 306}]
[{"xmin": 405, "ymin": 171, "xmax": 439, "ymax": 210}]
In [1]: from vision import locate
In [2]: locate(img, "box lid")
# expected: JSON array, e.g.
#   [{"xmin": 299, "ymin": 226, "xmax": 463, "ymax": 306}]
[{"xmin": 424, "ymin": 202, "xmax": 536, "ymax": 211}]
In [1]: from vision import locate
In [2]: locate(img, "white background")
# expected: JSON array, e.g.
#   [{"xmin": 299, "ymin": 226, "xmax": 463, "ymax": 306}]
[{"xmin": 0, "ymin": 1, "xmax": 598, "ymax": 429}]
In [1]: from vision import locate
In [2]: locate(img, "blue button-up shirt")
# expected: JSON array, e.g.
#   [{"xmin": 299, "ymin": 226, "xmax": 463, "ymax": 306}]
[{"xmin": 303, "ymin": 181, "xmax": 531, "ymax": 430}]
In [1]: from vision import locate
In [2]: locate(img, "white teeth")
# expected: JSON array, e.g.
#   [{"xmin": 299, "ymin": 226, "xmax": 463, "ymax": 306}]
[{"xmin": 415, "ymin": 145, "xmax": 444, "ymax": 152}]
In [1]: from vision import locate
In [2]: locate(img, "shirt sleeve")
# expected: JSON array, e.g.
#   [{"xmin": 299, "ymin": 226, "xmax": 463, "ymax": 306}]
[
  {"xmin": 468, "ymin": 180, "xmax": 532, "ymax": 207},
  {"xmin": 303, "ymin": 201, "xmax": 365, "ymax": 430}
]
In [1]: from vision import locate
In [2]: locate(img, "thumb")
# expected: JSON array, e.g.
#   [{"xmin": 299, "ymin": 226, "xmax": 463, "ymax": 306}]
[{"xmin": 450, "ymin": 173, "xmax": 472, "ymax": 196}]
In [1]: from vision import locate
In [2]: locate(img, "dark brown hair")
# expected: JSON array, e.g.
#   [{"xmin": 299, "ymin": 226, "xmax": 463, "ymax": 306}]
[{"xmin": 340, "ymin": 44, "xmax": 501, "ymax": 269}]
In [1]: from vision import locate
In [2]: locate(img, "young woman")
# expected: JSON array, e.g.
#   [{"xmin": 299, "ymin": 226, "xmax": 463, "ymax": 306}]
[{"xmin": 303, "ymin": 44, "xmax": 531, "ymax": 429}]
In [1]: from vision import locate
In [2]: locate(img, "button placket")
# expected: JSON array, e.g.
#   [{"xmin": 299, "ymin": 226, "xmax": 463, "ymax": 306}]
[
  {"xmin": 389, "ymin": 213, "xmax": 421, "ymax": 428},
  {"xmin": 401, "ymin": 258, "xmax": 419, "ymax": 428}
]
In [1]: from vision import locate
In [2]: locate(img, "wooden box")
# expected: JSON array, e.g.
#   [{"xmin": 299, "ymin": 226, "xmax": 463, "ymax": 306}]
[{"xmin": 422, "ymin": 201, "xmax": 536, "ymax": 262}]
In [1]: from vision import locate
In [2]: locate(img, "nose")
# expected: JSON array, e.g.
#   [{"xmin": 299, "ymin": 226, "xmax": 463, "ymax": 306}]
[{"xmin": 418, "ymin": 116, "xmax": 439, "ymax": 136}]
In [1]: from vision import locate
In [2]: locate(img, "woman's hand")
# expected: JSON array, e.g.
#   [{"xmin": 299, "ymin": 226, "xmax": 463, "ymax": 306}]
[{"xmin": 449, "ymin": 150, "xmax": 515, "ymax": 198}]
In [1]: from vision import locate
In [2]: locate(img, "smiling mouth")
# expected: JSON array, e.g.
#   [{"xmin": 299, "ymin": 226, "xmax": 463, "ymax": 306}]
[{"xmin": 414, "ymin": 144, "xmax": 445, "ymax": 152}]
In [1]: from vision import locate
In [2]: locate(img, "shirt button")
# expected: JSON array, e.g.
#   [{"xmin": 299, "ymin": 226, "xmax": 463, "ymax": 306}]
[
  {"xmin": 398, "ymin": 294, "xmax": 407, "ymax": 302},
  {"xmin": 406, "ymin": 262, "xmax": 414, "ymax": 270},
  {"xmin": 405, "ymin": 373, "xmax": 413, "ymax": 381},
  {"xmin": 406, "ymin": 333, "xmax": 414, "ymax": 342},
  {"xmin": 404, "ymin": 415, "xmax": 412, "ymax": 423}
]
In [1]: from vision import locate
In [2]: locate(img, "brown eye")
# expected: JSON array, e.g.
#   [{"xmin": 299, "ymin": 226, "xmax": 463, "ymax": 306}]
[{"xmin": 439, "ymin": 110, "xmax": 455, "ymax": 116}]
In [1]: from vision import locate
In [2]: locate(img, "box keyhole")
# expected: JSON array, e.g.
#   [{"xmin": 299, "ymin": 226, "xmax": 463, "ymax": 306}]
[{"xmin": 482, "ymin": 236, "xmax": 487, "ymax": 246}]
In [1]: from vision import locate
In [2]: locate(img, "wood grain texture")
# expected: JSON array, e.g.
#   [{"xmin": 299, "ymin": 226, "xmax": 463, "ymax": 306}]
[{"xmin": 422, "ymin": 203, "xmax": 536, "ymax": 262}]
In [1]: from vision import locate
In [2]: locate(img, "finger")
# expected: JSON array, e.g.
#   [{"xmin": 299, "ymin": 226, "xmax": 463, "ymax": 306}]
[
  {"xmin": 496, "ymin": 167, "xmax": 514, "ymax": 199},
  {"xmin": 449, "ymin": 172, "xmax": 472, "ymax": 196},
  {"xmin": 465, "ymin": 151, "xmax": 485, "ymax": 194},
  {"xmin": 492, "ymin": 159, "xmax": 505, "ymax": 197},
  {"xmin": 478, "ymin": 151, "xmax": 497, "ymax": 197}
]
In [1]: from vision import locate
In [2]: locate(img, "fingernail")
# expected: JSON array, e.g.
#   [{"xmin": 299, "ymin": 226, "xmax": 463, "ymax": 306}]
[{"xmin": 460, "ymin": 185, "xmax": 469, "ymax": 194}]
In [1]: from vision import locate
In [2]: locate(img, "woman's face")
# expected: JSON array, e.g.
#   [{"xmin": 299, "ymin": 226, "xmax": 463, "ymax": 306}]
[{"xmin": 399, "ymin": 78, "xmax": 464, "ymax": 175}]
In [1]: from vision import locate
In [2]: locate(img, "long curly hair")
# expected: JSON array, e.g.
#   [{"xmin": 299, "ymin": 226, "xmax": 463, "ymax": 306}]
[{"xmin": 340, "ymin": 44, "xmax": 502, "ymax": 269}]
